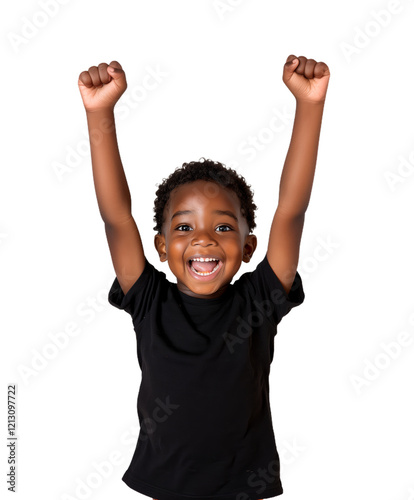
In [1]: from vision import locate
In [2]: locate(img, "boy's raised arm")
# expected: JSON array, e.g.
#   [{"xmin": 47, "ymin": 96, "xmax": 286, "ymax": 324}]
[
  {"xmin": 78, "ymin": 61, "xmax": 146, "ymax": 294},
  {"xmin": 267, "ymin": 55, "xmax": 330, "ymax": 295},
  {"xmin": 84, "ymin": 108, "xmax": 132, "ymax": 224}
]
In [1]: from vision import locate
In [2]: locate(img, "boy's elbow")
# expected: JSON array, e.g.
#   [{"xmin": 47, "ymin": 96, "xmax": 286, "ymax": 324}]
[
  {"xmin": 104, "ymin": 213, "xmax": 134, "ymax": 228},
  {"xmin": 276, "ymin": 204, "xmax": 306, "ymax": 220}
]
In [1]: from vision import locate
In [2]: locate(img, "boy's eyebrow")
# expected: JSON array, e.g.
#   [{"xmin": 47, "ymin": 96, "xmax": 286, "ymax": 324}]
[
  {"xmin": 214, "ymin": 210, "xmax": 238, "ymax": 222},
  {"xmin": 170, "ymin": 209, "xmax": 238, "ymax": 222},
  {"xmin": 170, "ymin": 210, "xmax": 194, "ymax": 221}
]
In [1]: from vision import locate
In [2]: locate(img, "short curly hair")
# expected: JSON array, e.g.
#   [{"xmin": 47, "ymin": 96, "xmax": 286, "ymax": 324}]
[{"xmin": 153, "ymin": 158, "xmax": 257, "ymax": 234}]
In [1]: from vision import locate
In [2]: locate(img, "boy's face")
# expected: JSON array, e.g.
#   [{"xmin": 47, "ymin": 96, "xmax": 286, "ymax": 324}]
[{"xmin": 154, "ymin": 180, "xmax": 257, "ymax": 299}]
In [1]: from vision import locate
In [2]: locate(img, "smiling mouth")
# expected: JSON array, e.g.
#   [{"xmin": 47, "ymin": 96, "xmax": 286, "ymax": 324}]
[{"xmin": 187, "ymin": 257, "xmax": 222, "ymax": 277}]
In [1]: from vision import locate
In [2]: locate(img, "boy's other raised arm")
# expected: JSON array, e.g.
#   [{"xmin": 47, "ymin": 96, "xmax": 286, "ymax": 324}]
[
  {"xmin": 78, "ymin": 61, "xmax": 146, "ymax": 295},
  {"xmin": 267, "ymin": 55, "xmax": 330, "ymax": 295}
]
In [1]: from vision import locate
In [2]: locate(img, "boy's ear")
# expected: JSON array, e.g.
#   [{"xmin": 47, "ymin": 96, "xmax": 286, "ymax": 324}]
[
  {"xmin": 154, "ymin": 233, "xmax": 167, "ymax": 262},
  {"xmin": 242, "ymin": 234, "xmax": 257, "ymax": 263}
]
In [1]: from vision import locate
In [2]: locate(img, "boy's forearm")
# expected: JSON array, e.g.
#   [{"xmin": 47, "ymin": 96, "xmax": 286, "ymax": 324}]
[
  {"xmin": 278, "ymin": 100, "xmax": 325, "ymax": 217},
  {"xmin": 85, "ymin": 109, "xmax": 132, "ymax": 225}
]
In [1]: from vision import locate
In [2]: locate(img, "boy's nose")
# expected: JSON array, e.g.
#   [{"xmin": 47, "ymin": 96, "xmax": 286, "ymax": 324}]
[{"xmin": 190, "ymin": 230, "xmax": 217, "ymax": 246}]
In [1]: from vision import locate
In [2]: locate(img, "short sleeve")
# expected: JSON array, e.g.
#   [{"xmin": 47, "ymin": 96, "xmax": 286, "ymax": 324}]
[
  {"xmin": 108, "ymin": 258, "xmax": 163, "ymax": 326},
  {"xmin": 237, "ymin": 254, "xmax": 305, "ymax": 327}
]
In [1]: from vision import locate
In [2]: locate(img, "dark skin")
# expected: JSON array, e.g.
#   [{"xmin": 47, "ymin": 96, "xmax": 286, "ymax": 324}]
[
  {"xmin": 153, "ymin": 179, "xmax": 257, "ymax": 299},
  {"xmin": 78, "ymin": 55, "xmax": 329, "ymax": 300}
]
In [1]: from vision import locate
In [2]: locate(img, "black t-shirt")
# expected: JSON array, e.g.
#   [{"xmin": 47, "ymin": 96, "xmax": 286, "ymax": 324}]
[{"xmin": 108, "ymin": 254, "xmax": 305, "ymax": 500}]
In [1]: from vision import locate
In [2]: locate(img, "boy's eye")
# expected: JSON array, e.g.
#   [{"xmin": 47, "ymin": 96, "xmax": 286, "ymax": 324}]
[
  {"xmin": 216, "ymin": 225, "xmax": 232, "ymax": 232},
  {"xmin": 176, "ymin": 224, "xmax": 192, "ymax": 231}
]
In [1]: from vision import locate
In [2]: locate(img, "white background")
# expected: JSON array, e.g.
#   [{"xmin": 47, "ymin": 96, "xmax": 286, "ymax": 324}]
[{"xmin": 2, "ymin": 0, "xmax": 414, "ymax": 499}]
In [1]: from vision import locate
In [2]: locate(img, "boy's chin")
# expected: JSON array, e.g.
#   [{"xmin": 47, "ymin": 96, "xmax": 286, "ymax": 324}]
[
  {"xmin": 178, "ymin": 281, "xmax": 229, "ymax": 299},
  {"xmin": 175, "ymin": 270, "xmax": 229, "ymax": 297}
]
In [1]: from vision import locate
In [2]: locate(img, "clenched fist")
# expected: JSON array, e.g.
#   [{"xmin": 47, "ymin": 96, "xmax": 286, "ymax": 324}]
[
  {"xmin": 282, "ymin": 55, "xmax": 330, "ymax": 104},
  {"xmin": 78, "ymin": 60, "xmax": 127, "ymax": 113}
]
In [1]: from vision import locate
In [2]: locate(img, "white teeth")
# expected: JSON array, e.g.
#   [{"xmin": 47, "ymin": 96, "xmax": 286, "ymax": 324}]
[
  {"xmin": 190, "ymin": 261, "xmax": 220, "ymax": 276},
  {"xmin": 191, "ymin": 257, "xmax": 218, "ymax": 262}
]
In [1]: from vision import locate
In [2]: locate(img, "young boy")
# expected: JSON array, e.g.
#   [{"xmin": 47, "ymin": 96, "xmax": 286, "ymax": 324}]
[{"xmin": 78, "ymin": 54, "xmax": 330, "ymax": 500}]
